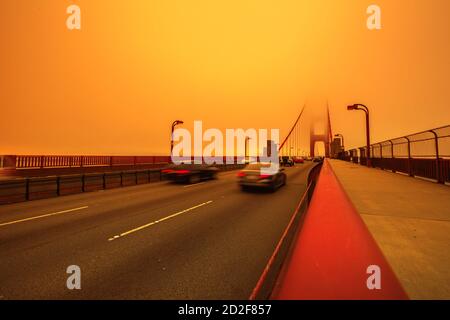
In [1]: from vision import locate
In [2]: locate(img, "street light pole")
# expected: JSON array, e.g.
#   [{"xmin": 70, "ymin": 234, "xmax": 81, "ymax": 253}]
[
  {"xmin": 347, "ymin": 104, "xmax": 371, "ymax": 167},
  {"xmin": 170, "ymin": 120, "xmax": 184, "ymax": 156},
  {"xmin": 245, "ymin": 137, "xmax": 250, "ymax": 164}
]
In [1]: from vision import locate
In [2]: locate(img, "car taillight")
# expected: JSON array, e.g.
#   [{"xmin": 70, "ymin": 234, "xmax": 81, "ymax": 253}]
[
  {"xmin": 237, "ymin": 172, "xmax": 246, "ymax": 177},
  {"xmin": 161, "ymin": 169, "xmax": 173, "ymax": 173},
  {"xmin": 259, "ymin": 174, "xmax": 271, "ymax": 179},
  {"xmin": 176, "ymin": 170, "xmax": 190, "ymax": 174}
]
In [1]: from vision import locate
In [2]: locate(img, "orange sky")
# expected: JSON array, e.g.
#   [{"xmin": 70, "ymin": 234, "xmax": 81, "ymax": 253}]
[{"xmin": 1, "ymin": 0, "xmax": 449, "ymax": 155}]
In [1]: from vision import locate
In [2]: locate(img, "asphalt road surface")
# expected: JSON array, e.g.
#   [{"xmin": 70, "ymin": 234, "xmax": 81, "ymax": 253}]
[{"xmin": 0, "ymin": 163, "xmax": 315, "ymax": 299}]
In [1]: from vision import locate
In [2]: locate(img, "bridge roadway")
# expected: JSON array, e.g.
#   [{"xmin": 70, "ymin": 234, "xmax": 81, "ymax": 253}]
[{"xmin": 0, "ymin": 163, "xmax": 315, "ymax": 299}]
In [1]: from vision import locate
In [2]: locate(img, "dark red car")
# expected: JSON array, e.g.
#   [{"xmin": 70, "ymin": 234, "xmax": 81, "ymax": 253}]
[{"xmin": 162, "ymin": 164, "xmax": 219, "ymax": 184}]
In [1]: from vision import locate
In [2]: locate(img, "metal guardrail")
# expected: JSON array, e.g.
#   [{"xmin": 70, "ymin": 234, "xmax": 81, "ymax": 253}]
[
  {"xmin": 340, "ymin": 125, "xmax": 450, "ymax": 183},
  {"xmin": 0, "ymin": 169, "xmax": 163, "ymax": 205},
  {"xmin": 0, "ymin": 152, "xmax": 275, "ymax": 204},
  {"xmin": 0, "ymin": 163, "xmax": 245, "ymax": 205}
]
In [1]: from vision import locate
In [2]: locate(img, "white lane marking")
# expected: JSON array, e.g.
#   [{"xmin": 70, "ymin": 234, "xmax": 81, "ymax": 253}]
[
  {"xmin": 0, "ymin": 206, "xmax": 89, "ymax": 227},
  {"xmin": 183, "ymin": 182, "xmax": 205, "ymax": 188},
  {"xmin": 108, "ymin": 200, "xmax": 213, "ymax": 241}
]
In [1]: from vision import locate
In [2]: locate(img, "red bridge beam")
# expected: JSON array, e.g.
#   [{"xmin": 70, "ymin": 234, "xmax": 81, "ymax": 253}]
[{"xmin": 272, "ymin": 159, "xmax": 408, "ymax": 300}]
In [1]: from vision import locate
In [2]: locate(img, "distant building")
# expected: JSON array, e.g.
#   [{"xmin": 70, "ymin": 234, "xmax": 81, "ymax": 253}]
[
  {"xmin": 330, "ymin": 138, "xmax": 344, "ymax": 158},
  {"xmin": 262, "ymin": 140, "xmax": 278, "ymax": 160}
]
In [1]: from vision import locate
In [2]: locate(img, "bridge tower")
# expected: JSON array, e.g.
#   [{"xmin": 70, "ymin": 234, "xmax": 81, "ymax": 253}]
[{"xmin": 309, "ymin": 105, "xmax": 333, "ymax": 157}]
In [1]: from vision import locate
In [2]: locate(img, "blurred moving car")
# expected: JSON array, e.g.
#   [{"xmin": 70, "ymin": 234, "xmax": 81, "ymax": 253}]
[
  {"xmin": 293, "ymin": 157, "xmax": 304, "ymax": 164},
  {"xmin": 280, "ymin": 156, "xmax": 294, "ymax": 167},
  {"xmin": 162, "ymin": 163, "xmax": 219, "ymax": 184},
  {"xmin": 237, "ymin": 163, "xmax": 286, "ymax": 191},
  {"xmin": 312, "ymin": 157, "xmax": 324, "ymax": 163}
]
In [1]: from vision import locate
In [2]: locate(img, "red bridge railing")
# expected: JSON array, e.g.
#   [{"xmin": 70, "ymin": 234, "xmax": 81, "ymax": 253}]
[
  {"xmin": 270, "ymin": 160, "xmax": 408, "ymax": 299},
  {"xmin": 0, "ymin": 155, "xmax": 254, "ymax": 178},
  {"xmin": 1, "ymin": 155, "xmax": 172, "ymax": 170}
]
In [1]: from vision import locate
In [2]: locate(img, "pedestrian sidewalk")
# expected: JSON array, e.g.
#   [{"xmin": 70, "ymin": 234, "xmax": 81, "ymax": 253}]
[{"xmin": 328, "ymin": 159, "xmax": 450, "ymax": 299}]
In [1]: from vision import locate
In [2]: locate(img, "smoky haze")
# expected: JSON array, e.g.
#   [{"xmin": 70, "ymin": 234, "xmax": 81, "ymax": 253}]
[{"xmin": 0, "ymin": 0, "xmax": 449, "ymax": 156}]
